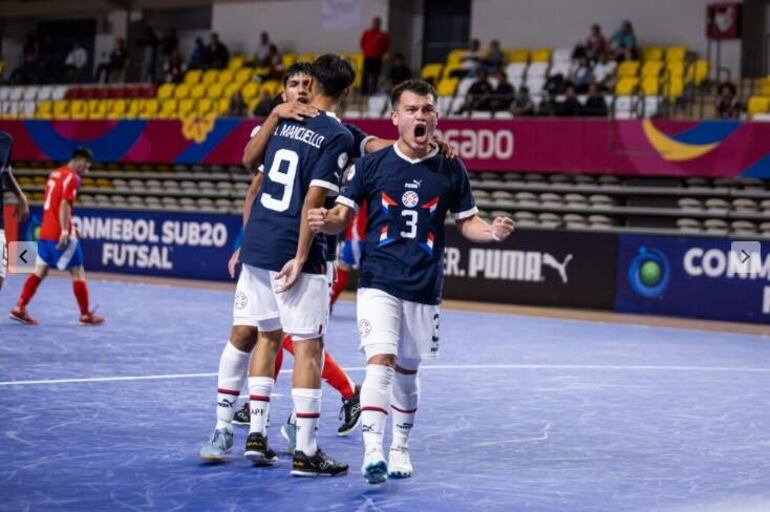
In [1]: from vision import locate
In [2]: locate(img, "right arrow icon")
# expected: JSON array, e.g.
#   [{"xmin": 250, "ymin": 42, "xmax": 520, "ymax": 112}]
[{"xmin": 740, "ymin": 250, "xmax": 751, "ymax": 264}]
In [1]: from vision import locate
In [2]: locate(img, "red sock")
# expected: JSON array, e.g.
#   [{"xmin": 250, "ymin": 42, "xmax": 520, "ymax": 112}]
[
  {"xmin": 330, "ymin": 267, "xmax": 349, "ymax": 305},
  {"xmin": 273, "ymin": 335, "xmax": 293, "ymax": 379},
  {"xmin": 322, "ymin": 351, "xmax": 356, "ymax": 399},
  {"xmin": 72, "ymin": 280, "xmax": 90, "ymax": 315},
  {"xmin": 17, "ymin": 274, "xmax": 42, "ymax": 308}
]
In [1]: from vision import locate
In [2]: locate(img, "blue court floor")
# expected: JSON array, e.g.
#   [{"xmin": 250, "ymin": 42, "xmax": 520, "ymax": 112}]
[{"xmin": 1, "ymin": 275, "xmax": 770, "ymax": 512}]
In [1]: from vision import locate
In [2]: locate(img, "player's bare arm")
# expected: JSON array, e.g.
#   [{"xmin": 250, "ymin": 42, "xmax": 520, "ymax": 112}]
[
  {"xmin": 3, "ymin": 169, "xmax": 30, "ymax": 222},
  {"xmin": 228, "ymin": 172, "xmax": 265, "ymax": 278},
  {"xmin": 274, "ymin": 185, "xmax": 329, "ymax": 293},
  {"xmin": 308, "ymin": 204, "xmax": 355, "ymax": 235},
  {"xmin": 57, "ymin": 200, "xmax": 72, "ymax": 249},
  {"xmin": 242, "ymin": 101, "xmax": 319, "ymax": 170},
  {"xmin": 456, "ymin": 214, "xmax": 515, "ymax": 243}
]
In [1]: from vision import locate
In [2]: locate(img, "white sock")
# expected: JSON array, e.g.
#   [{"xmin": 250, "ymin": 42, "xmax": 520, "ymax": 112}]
[
  {"xmin": 360, "ymin": 364, "xmax": 394, "ymax": 453},
  {"xmin": 248, "ymin": 376, "xmax": 274, "ymax": 436},
  {"xmin": 215, "ymin": 341, "xmax": 251, "ymax": 431},
  {"xmin": 391, "ymin": 371, "xmax": 419, "ymax": 449},
  {"xmin": 293, "ymin": 388, "xmax": 322, "ymax": 456}
]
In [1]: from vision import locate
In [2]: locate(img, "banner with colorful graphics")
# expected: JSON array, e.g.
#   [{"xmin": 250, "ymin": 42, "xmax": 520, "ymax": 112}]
[
  {"xmin": 18, "ymin": 207, "xmax": 243, "ymax": 281},
  {"xmin": 615, "ymin": 234, "xmax": 770, "ymax": 324},
  {"xmin": 1, "ymin": 118, "xmax": 770, "ymax": 177}
]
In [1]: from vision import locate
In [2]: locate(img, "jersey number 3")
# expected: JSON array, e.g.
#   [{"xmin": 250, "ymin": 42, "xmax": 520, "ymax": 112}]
[{"xmin": 261, "ymin": 149, "xmax": 298, "ymax": 213}]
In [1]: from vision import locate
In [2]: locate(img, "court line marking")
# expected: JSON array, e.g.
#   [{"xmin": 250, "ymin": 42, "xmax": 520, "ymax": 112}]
[{"xmin": 2, "ymin": 363, "xmax": 770, "ymax": 387}]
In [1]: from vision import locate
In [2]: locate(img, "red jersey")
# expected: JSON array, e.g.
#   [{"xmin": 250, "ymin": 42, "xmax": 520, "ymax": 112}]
[
  {"xmin": 39, "ymin": 166, "xmax": 80, "ymax": 241},
  {"xmin": 360, "ymin": 29, "xmax": 390, "ymax": 59},
  {"xmin": 344, "ymin": 202, "xmax": 367, "ymax": 242}
]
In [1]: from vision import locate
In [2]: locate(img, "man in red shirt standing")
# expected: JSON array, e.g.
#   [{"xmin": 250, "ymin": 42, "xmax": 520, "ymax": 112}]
[
  {"xmin": 10, "ymin": 147, "xmax": 104, "ymax": 326},
  {"xmin": 360, "ymin": 17, "xmax": 390, "ymax": 95}
]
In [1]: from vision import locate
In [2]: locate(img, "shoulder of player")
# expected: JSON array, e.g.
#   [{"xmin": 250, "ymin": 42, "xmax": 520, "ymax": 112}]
[{"xmin": 355, "ymin": 144, "xmax": 394, "ymax": 171}]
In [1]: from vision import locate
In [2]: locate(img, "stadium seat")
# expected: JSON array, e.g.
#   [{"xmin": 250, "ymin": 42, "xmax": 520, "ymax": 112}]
[
  {"xmin": 174, "ymin": 84, "xmax": 191, "ymax": 99},
  {"xmin": 198, "ymin": 98, "xmax": 214, "ymax": 116},
  {"xmin": 436, "ymin": 77, "xmax": 459, "ymax": 96},
  {"xmin": 688, "ymin": 60, "xmax": 709, "ymax": 85},
  {"xmin": 447, "ymin": 49, "xmax": 466, "ymax": 66},
  {"xmin": 641, "ymin": 61, "xmax": 663, "ymax": 78},
  {"xmin": 549, "ymin": 61, "xmax": 570, "ymax": 78},
  {"xmin": 530, "ymin": 48, "xmax": 551, "ymax": 63},
  {"xmin": 207, "ymin": 83, "xmax": 225, "ymax": 98},
  {"xmin": 35, "ymin": 100, "xmax": 53, "ymax": 119},
  {"xmin": 748, "ymin": 96, "xmax": 770, "ymax": 118},
  {"xmin": 261, "ymin": 80, "xmax": 281, "ymax": 97},
  {"xmin": 615, "ymin": 77, "xmax": 639, "ymax": 95},
  {"xmin": 87, "ymin": 99, "xmax": 108, "ymax": 119},
  {"xmin": 179, "ymin": 98, "xmax": 195, "ymax": 117},
  {"xmin": 640, "ymin": 96, "xmax": 660, "ymax": 117},
  {"xmin": 421, "ymin": 63, "xmax": 443, "ymax": 84},
  {"xmin": 641, "ymin": 77, "xmax": 660, "ymax": 96},
  {"xmin": 441, "ymin": 64, "xmax": 462, "ymax": 80},
  {"xmin": 142, "ymin": 99, "xmax": 161, "ymax": 119},
  {"xmin": 228, "ymin": 56, "xmax": 244, "ymax": 70},
  {"xmin": 642, "ymin": 47, "xmax": 664, "ymax": 62},
  {"xmin": 23, "ymin": 86, "xmax": 39, "ymax": 101},
  {"xmin": 53, "ymin": 100, "xmax": 70, "ymax": 119},
  {"xmin": 37, "ymin": 86, "xmax": 53, "ymax": 101},
  {"xmin": 613, "ymin": 95, "xmax": 636, "ymax": 118},
  {"xmin": 505, "ymin": 62, "xmax": 526, "ymax": 83},
  {"xmin": 282, "ymin": 54, "xmax": 297, "ymax": 69},
  {"xmin": 219, "ymin": 69, "xmax": 235, "ymax": 83},
  {"xmin": 240, "ymin": 82, "xmax": 260, "ymax": 101},
  {"xmin": 184, "ymin": 69, "xmax": 202, "ymax": 83},
  {"xmin": 666, "ymin": 46, "xmax": 687, "ymax": 62},
  {"xmin": 20, "ymin": 100, "xmax": 36, "ymax": 118},
  {"xmin": 457, "ymin": 77, "xmax": 475, "ymax": 97},
  {"xmin": 158, "ymin": 99, "xmax": 177, "ymax": 118},
  {"xmin": 617, "ymin": 61, "xmax": 640, "ymax": 78},
  {"xmin": 527, "ymin": 62, "xmax": 549, "ymax": 80},
  {"xmin": 551, "ymin": 48, "xmax": 572, "ymax": 64},
  {"xmin": 667, "ymin": 77, "xmax": 684, "ymax": 99},
  {"xmin": 9, "ymin": 87, "xmax": 24, "ymax": 101},
  {"xmin": 297, "ymin": 53, "xmax": 316, "ymax": 64},
  {"xmin": 234, "ymin": 68, "xmax": 253, "ymax": 85},
  {"xmin": 70, "ymin": 99, "xmax": 88, "ymax": 120},
  {"xmin": 0, "ymin": 87, "xmax": 10, "ymax": 101},
  {"xmin": 202, "ymin": 69, "xmax": 219, "ymax": 84},
  {"xmin": 51, "ymin": 85, "xmax": 68, "ymax": 100},
  {"xmin": 190, "ymin": 84, "xmax": 207, "ymax": 99}
]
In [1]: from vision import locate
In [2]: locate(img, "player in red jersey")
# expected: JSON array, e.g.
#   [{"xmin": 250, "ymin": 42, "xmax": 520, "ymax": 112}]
[{"xmin": 10, "ymin": 147, "xmax": 104, "ymax": 326}]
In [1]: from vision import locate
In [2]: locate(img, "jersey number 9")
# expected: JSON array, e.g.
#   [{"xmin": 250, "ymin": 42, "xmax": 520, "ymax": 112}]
[{"xmin": 261, "ymin": 149, "xmax": 298, "ymax": 213}]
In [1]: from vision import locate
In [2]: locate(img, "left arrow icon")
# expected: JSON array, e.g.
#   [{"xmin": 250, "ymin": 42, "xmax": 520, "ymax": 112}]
[{"xmin": 19, "ymin": 250, "xmax": 28, "ymax": 264}]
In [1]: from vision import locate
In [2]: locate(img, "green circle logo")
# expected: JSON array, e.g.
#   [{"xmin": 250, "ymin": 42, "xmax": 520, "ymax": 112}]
[{"xmin": 639, "ymin": 260, "xmax": 662, "ymax": 287}]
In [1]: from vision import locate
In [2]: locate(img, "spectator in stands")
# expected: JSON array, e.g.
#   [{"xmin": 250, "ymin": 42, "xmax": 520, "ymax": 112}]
[
  {"xmin": 557, "ymin": 84, "xmax": 582, "ymax": 116},
  {"xmin": 455, "ymin": 69, "xmax": 493, "ymax": 114},
  {"xmin": 484, "ymin": 40, "xmax": 505, "ymax": 73},
  {"xmin": 388, "ymin": 53, "xmax": 412, "ymax": 88},
  {"xmin": 189, "ymin": 37, "xmax": 207, "ymax": 70},
  {"xmin": 569, "ymin": 56, "xmax": 593, "ymax": 94},
  {"xmin": 716, "ymin": 82, "xmax": 741, "ymax": 119},
  {"xmin": 255, "ymin": 32, "xmax": 272, "ymax": 67},
  {"xmin": 64, "ymin": 42, "xmax": 89, "ymax": 83},
  {"xmin": 452, "ymin": 39, "xmax": 483, "ymax": 78},
  {"xmin": 511, "ymin": 85, "xmax": 536, "ymax": 117},
  {"xmin": 160, "ymin": 29, "xmax": 179, "ymax": 62},
  {"xmin": 585, "ymin": 24, "xmax": 607, "ymax": 62},
  {"xmin": 256, "ymin": 44, "xmax": 284, "ymax": 80},
  {"xmin": 610, "ymin": 20, "xmax": 638, "ymax": 61},
  {"xmin": 538, "ymin": 93, "xmax": 560, "ymax": 116},
  {"xmin": 138, "ymin": 26, "xmax": 160, "ymax": 82},
  {"xmin": 207, "ymin": 32, "xmax": 230, "ymax": 70},
  {"xmin": 582, "ymin": 83, "xmax": 608, "ymax": 117},
  {"xmin": 490, "ymin": 71, "xmax": 515, "ymax": 112},
  {"xmin": 360, "ymin": 16, "xmax": 390, "ymax": 94},
  {"xmin": 592, "ymin": 51, "xmax": 617, "ymax": 92},
  {"xmin": 95, "ymin": 37, "xmax": 128, "ymax": 83},
  {"xmin": 10, "ymin": 32, "xmax": 40, "ymax": 84},
  {"xmin": 253, "ymin": 89, "xmax": 274, "ymax": 117},
  {"xmin": 163, "ymin": 50, "xmax": 185, "ymax": 83},
  {"xmin": 228, "ymin": 90, "xmax": 248, "ymax": 117}
]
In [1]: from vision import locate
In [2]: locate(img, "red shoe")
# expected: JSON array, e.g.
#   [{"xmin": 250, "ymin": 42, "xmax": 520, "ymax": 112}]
[
  {"xmin": 9, "ymin": 307, "xmax": 38, "ymax": 325},
  {"xmin": 79, "ymin": 311, "xmax": 105, "ymax": 326}
]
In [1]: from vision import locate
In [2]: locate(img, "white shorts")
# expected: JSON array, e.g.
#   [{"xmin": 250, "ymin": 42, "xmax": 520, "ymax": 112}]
[
  {"xmin": 233, "ymin": 263, "xmax": 329, "ymax": 340},
  {"xmin": 0, "ymin": 230, "xmax": 6, "ymax": 280},
  {"xmin": 356, "ymin": 287, "xmax": 440, "ymax": 361}
]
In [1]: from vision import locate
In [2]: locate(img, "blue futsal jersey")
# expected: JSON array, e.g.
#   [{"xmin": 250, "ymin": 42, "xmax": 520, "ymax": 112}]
[
  {"xmin": 338, "ymin": 144, "xmax": 478, "ymax": 305},
  {"xmin": 241, "ymin": 111, "xmax": 354, "ymax": 274}
]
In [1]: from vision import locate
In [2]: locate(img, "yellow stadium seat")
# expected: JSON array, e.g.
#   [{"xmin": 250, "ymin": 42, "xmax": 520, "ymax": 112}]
[
  {"xmin": 530, "ymin": 48, "xmax": 551, "ymax": 63},
  {"xmin": 690, "ymin": 60, "xmax": 709, "ymax": 85},
  {"xmin": 261, "ymin": 80, "xmax": 280, "ymax": 97},
  {"xmin": 125, "ymin": 100, "xmax": 141, "ymax": 119},
  {"xmin": 202, "ymin": 69, "xmax": 219, "ymax": 84},
  {"xmin": 437, "ymin": 77, "xmax": 459, "ymax": 96},
  {"xmin": 218, "ymin": 70, "xmax": 234, "ymax": 85},
  {"xmin": 350, "ymin": 53, "xmax": 364, "ymax": 70},
  {"xmin": 615, "ymin": 77, "xmax": 639, "ymax": 95},
  {"xmin": 71, "ymin": 100, "xmax": 88, "ymax": 120},
  {"xmin": 748, "ymin": 96, "xmax": 770, "ymax": 117},
  {"xmin": 53, "ymin": 101, "xmax": 70, "ymax": 119},
  {"xmin": 224, "ymin": 83, "xmax": 241, "ymax": 99},
  {"xmin": 760, "ymin": 81, "xmax": 770, "ymax": 97},
  {"xmin": 442, "ymin": 64, "xmax": 462, "ymax": 80},
  {"xmin": 198, "ymin": 98, "xmax": 214, "ymax": 116},
  {"xmin": 107, "ymin": 99, "xmax": 127, "ymax": 120},
  {"xmin": 241, "ymin": 82, "xmax": 261, "ymax": 100},
  {"xmin": 642, "ymin": 47, "xmax": 664, "ymax": 62},
  {"xmin": 254, "ymin": 66, "xmax": 271, "ymax": 78},
  {"xmin": 282, "ymin": 54, "xmax": 297, "ymax": 69},
  {"xmin": 666, "ymin": 77, "xmax": 684, "ymax": 99},
  {"xmin": 184, "ymin": 69, "xmax": 202, "ymax": 83},
  {"xmin": 190, "ymin": 84, "xmax": 207, "ymax": 99},
  {"xmin": 36, "ymin": 100, "xmax": 53, "ymax": 119},
  {"xmin": 157, "ymin": 99, "xmax": 175, "ymax": 118},
  {"xmin": 87, "ymin": 99, "xmax": 108, "ymax": 119},
  {"xmin": 617, "ymin": 61, "xmax": 640, "ymax": 78},
  {"xmin": 447, "ymin": 49, "xmax": 465, "ymax": 65},
  {"xmin": 421, "ymin": 63, "xmax": 444, "ymax": 84},
  {"xmin": 174, "ymin": 83, "xmax": 191, "ymax": 99},
  {"xmin": 666, "ymin": 61, "xmax": 685, "ymax": 79},
  {"xmin": 234, "ymin": 68, "xmax": 253, "ymax": 85},
  {"xmin": 217, "ymin": 98, "xmax": 231, "ymax": 115},
  {"xmin": 297, "ymin": 53, "xmax": 315, "ymax": 64},
  {"xmin": 507, "ymin": 49, "xmax": 529, "ymax": 63},
  {"xmin": 666, "ymin": 46, "xmax": 687, "ymax": 62},
  {"xmin": 228, "ymin": 56, "xmax": 244, "ymax": 70},
  {"xmin": 641, "ymin": 77, "xmax": 660, "ymax": 96},
  {"xmin": 207, "ymin": 83, "xmax": 225, "ymax": 98},
  {"xmin": 96, "ymin": 178, "xmax": 112, "ymax": 189},
  {"xmin": 247, "ymin": 98, "xmax": 260, "ymax": 114},
  {"xmin": 141, "ymin": 99, "xmax": 160, "ymax": 119},
  {"xmin": 157, "ymin": 83, "xmax": 175, "ymax": 99},
  {"xmin": 179, "ymin": 98, "xmax": 195, "ymax": 117},
  {"xmin": 641, "ymin": 61, "xmax": 663, "ymax": 78}
]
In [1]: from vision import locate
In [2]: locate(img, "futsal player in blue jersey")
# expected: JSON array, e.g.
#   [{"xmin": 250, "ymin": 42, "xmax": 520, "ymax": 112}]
[
  {"xmin": 308, "ymin": 79, "xmax": 515, "ymax": 484},
  {"xmin": 204, "ymin": 54, "xmax": 354, "ymax": 477},
  {"xmin": 0, "ymin": 131, "xmax": 30, "ymax": 292}
]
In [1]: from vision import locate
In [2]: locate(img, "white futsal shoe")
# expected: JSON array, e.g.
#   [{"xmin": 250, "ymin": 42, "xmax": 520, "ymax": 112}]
[
  {"xmin": 199, "ymin": 428, "xmax": 234, "ymax": 462},
  {"xmin": 361, "ymin": 446, "xmax": 388, "ymax": 484},
  {"xmin": 387, "ymin": 445, "xmax": 413, "ymax": 479}
]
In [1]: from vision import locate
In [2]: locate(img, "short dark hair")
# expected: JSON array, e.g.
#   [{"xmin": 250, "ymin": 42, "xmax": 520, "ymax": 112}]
[
  {"xmin": 283, "ymin": 62, "xmax": 312, "ymax": 86},
  {"xmin": 309, "ymin": 54, "xmax": 355, "ymax": 100},
  {"xmin": 390, "ymin": 79, "xmax": 437, "ymax": 108},
  {"xmin": 72, "ymin": 146, "xmax": 94, "ymax": 163}
]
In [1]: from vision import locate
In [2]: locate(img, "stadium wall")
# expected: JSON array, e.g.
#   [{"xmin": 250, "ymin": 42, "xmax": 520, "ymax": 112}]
[
  {"xmin": 470, "ymin": 0, "xmax": 743, "ymax": 80},
  {"xmin": 211, "ymin": 0, "xmax": 390, "ymax": 56}
]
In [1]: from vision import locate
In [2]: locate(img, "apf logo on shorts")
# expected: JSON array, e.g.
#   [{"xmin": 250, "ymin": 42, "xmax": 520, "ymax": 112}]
[
  {"xmin": 234, "ymin": 291, "xmax": 248, "ymax": 310},
  {"xmin": 627, "ymin": 246, "xmax": 671, "ymax": 299}
]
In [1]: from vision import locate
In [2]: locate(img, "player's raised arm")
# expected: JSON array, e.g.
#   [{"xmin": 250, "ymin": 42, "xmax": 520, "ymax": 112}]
[
  {"xmin": 456, "ymin": 214, "xmax": 515, "ymax": 243},
  {"xmin": 308, "ymin": 203, "xmax": 356, "ymax": 235},
  {"xmin": 3, "ymin": 167, "xmax": 29, "ymax": 222},
  {"xmin": 242, "ymin": 100, "xmax": 319, "ymax": 170}
]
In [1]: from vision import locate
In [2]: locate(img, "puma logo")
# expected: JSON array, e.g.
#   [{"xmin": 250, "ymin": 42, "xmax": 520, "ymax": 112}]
[{"xmin": 542, "ymin": 253, "xmax": 573, "ymax": 284}]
